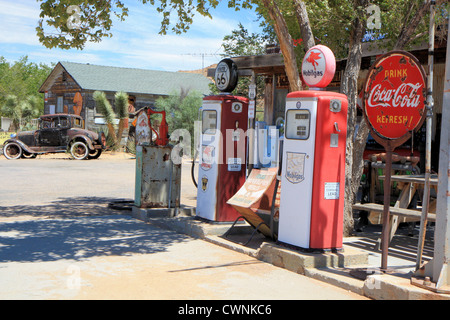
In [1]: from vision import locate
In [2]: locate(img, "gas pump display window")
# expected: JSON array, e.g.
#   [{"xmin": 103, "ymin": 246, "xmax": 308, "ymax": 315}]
[
  {"xmin": 286, "ymin": 110, "xmax": 311, "ymax": 140},
  {"xmin": 202, "ymin": 110, "xmax": 217, "ymax": 134}
]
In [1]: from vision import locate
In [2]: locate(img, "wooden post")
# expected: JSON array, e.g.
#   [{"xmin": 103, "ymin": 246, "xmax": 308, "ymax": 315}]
[{"xmin": 381, "ymin": 147, "xmax": 393, "ymax": 271}]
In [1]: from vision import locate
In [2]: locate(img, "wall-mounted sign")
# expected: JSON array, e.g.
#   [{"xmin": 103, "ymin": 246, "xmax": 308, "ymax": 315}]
[
  {"xmin": 214, "ymin": 58, "xmax": 238, "ymax": 92},
  {"xmin": 363, "ymin": 50, "xmax": 427, "ymax": 148},
  {"xmin": 301, "ymin": 45, "xmax": 336, "ymax": 88},
  {"xmin": 73, "ymin": 92, "xmax": 83, "ymax": 116}
]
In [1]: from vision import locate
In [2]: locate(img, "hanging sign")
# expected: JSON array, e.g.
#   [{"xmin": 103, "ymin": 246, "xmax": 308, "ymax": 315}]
[
  {"xmin": 363, "ymin": 50, "xmax": 427, "ymax": 148},
  {"xmin": 214, "ymin": 58, "xmax": 238, "ymax": 92},
  {"xmin": 301, "ymin": 45, "xmax": 336, "ymax": 88}
]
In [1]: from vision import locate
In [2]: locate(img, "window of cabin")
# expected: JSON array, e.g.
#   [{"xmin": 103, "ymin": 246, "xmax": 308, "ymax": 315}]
[{"xmin": 56, "ymin": 96, "xmax": 63, "ymax": 113}]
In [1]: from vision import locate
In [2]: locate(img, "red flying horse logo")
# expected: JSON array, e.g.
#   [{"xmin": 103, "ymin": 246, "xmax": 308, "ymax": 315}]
[{"xmin": 306, "ymin": 51, "xmax": 322, "ymax": 70}]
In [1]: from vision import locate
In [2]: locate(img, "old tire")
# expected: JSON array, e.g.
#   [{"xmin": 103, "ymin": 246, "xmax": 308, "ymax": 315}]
[
  {"xmin": 88, "ymin": 149, "xmax": 102, "ymax": 159},
  {"xmin": 22, "ymin": 152, "xmax": 37, "ymax": 159},
  {"xmin": 70, "ymin": 141, "xmax": 89, "ymax": 160},
  {"xmin": 3, "ymin": 142, "xmax": 23, "ymax": 160}
]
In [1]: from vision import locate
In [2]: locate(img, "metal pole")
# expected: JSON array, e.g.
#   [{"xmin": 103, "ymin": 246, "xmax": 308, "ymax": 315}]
[
  {"xmin": 381, "ymin": 147, "xmax": 393, "ymax": 270},
  {"xmin": 247, "ymin": 70, "xmax": 256, "ymax": 174},
  {"xmin": 415, "ymin": 0, "xmax": 435, "ymax": 271},
  {"xmin": 411, "ymin": 9, "xmax": 450, "ymax": 294}
]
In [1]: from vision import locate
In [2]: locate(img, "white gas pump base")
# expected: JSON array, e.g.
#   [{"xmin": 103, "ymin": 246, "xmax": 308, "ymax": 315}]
[{"xmin": 276, "ymin": 240, "xmax": 343, "ymax": 255}]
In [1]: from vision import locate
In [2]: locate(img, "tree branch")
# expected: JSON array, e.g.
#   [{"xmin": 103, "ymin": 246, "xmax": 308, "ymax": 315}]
[
  {"xmin": 260, "ymin": 0, "xmax": 302, "ymax": 92},
  {"xmin": 293, "ymin": 0, "xmax": 315, "ymax": 52}
]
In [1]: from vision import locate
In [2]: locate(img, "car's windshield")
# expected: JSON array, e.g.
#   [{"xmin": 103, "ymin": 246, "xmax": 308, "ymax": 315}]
[
  {"xmin": 40, "ymin": 117, "xmax": 56, "ymax": 129},
  {"xmin": 40, "ymin": 117, "xmax": 70, "ymax": 129}
]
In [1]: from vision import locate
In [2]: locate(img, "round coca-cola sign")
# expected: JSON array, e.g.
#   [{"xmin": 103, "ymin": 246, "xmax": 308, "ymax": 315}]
[{"xmin": 363, "ymin": 51, "xmax": 427, "ymax": 147}]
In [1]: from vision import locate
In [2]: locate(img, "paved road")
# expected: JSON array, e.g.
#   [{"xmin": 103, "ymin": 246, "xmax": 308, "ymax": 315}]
[{"xmin": 0, "ymin": 153, "xmax": 367, "ymax": 301}]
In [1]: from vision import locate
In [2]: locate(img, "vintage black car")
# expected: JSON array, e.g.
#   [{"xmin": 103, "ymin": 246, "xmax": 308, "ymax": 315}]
[{"xmin": 2, "ymin": 114, "xmax": 106, "ymax": 160}]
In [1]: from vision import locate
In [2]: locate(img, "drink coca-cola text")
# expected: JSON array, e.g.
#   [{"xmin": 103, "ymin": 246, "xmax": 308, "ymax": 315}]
[{"xmin": 367, "ymin": 82, "xmax": 423, "ymax": 109}]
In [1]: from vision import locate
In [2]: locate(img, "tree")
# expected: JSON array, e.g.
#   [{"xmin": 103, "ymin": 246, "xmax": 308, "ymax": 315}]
[
  {"xmin": 210, "ymin": 23, "xmax": 267, "ymax": 105},
  {"xmin": 36, "ymin": 0, "xmax": 448, "ymax": 235},
  {"xmin": 0, "ymin": 95, "xmax": 41, "ymax": 131},
  {"xmin": 0, "ymin": 56, "xmax": 52, "ymax": 117},
  {"xmin": 256, "ymin": 0, "xmax": 446, "ymax": 235},
  {"xmin": 93, "ymin": 90, "xmax": 129, "ymax": 149},
  {"xmin": 155, "ymin": 89, "xmax": 203, "ymax": 151}
]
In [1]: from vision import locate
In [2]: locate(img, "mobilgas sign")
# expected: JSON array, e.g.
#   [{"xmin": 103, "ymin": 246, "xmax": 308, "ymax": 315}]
[
  {"xmin": 363, "ymin": 51, "xmax": 427, "ymax": 147},
  {"xmin": 301, "ymin": 45, "xmax": 336, "ymax": 88}
]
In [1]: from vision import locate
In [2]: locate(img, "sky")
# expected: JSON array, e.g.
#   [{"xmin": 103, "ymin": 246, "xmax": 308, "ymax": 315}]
[{"xmin": 0, "ymin": 0, "xmax": 263, "ymax": 72}]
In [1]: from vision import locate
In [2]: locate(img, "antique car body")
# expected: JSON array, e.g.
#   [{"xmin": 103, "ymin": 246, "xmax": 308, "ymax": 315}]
[{"xmin": 2, "ymin": 114, "xmax": 105, "ymax": 160}]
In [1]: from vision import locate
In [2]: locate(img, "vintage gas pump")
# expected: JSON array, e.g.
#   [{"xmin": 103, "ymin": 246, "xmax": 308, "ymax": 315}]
[
  {"xmin": 253, "ymin": 121, "xmax": 279, "ymax": 169},
  {"xmin": 196, "ymin": 59, "xmax": 249, "ymax": 222},
  {"xmin": 278, "ymin": 45, "xmax": 348, "ymax": 251}
]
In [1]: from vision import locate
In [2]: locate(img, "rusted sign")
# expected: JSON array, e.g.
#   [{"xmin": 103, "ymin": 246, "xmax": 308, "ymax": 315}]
[{"xmin": 363, "ymin": 51, "xmax": 427, "ymax": 148}]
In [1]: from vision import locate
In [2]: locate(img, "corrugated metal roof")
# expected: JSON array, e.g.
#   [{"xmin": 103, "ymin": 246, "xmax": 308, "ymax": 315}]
[{"xmin": 47, "ymin": 61, "xmax": 212, "ymax": 96}]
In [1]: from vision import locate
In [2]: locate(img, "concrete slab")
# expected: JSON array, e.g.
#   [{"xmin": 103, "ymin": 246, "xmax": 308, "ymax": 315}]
[
  {"xmin": 128, "ymin": 159, "xmax": 450, "ymax": 299},
  {"xmin": 131, "ymin": 209, "xmax": 450, "ymax": 300}
]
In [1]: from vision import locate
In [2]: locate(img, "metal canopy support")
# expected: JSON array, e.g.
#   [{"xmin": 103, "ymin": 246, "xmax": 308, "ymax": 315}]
[
  {"xmin": 415, "ymin": 0, "xmax": 436, "ymax": 272},
  {"xmin": 412, "ymin": 13, "xmax": 450, "ymax": 294}
]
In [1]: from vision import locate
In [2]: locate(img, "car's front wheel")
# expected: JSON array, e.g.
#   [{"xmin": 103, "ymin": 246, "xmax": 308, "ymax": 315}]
[
  {"xmin": 3, "ymin": 142, "xmax": 23, "ymax": 160},
  {"xmin": 70, "ymin": 141, "xmax": 89, "ymax": 160}
]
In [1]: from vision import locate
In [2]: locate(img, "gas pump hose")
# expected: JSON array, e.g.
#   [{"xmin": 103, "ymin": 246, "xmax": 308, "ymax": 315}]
[{"xmin": 191, "ymin": 148, "xmax": 198, "ymax": 188}]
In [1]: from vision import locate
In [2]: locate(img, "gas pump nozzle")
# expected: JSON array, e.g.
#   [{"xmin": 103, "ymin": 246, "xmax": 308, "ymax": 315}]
[{"xmin": 147, "ymin": 108, "xmax": 169, "ymax": 146}]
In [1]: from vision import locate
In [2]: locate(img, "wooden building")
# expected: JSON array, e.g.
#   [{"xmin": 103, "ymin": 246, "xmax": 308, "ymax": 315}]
[{"xmin": 39, "ymin": 61, "xmax": 212, "ymax": 131}]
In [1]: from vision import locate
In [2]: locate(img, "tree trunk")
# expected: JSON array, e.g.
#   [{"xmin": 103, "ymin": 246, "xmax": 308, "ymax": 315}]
[
  {"xmin": 293, "ymin": 0, "xmax": 315, "ymax": 51},
  {"xmin": 261, "ymin": 0, "xmax": 302, "ymax": 92},
  {"xmin": 116, "ymin": 118, "xmax": 126, "ymax": 148},
  {"xmin": 341, "ymin": 0, "xmax": 368, "ymax": 236},
  {"xmin": 343, "ymin": 0, "xmax": 432, "ymax": 236},
  {"xmin": 107, "ymin": 123, "xmax": 118, "ymax": 148}
]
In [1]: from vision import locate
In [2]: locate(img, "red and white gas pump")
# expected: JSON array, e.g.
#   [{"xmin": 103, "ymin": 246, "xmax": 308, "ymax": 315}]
[
  {"xmin": 196, "ymin": 59, "xmax": 249, "ymax": 222},
  {"xmin": 278, "ymin": 45, "xmax": 348, "ymax": 250}
]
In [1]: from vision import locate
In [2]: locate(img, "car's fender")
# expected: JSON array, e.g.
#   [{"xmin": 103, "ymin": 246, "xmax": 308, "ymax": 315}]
[
  {"xmin": 3, "ymin": 138, "xmax": 36, "ymax": 154},
  {"xmin": 69, "ymin": 134, "xmax": 95, "ymax": 150}
]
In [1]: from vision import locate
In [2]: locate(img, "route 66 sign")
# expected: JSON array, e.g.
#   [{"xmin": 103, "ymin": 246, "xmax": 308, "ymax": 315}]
[{"xmin": 215, "ymin": 58, "xmax": 238, "ymax": 92}]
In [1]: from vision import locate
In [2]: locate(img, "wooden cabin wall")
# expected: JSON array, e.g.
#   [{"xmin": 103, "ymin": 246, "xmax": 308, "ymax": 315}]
[{"xmin": 44, "ymin": 71, "xmax": 83, "ymax": 118}]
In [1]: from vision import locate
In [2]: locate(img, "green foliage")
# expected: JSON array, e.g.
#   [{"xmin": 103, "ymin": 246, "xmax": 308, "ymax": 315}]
[
  {"xmin": 93, "ymin": 91, "xmax": 116, "ymax": 124},
  {"xmin": 210, "ymin": 23, "xmax": 266, "ymax": 99},
  {"xmin": 222, "ymin": 22, "xmax": 267, "ymax": 56},
  {"xmin": 35, "ymin": 0, "xmax": 448, "ymax": 56},
  {"xmin": 0, "ymin": 94, "xmax": 41, "ymax": 131},
  {"xmin": 36, "ymin": 0, "xmax": 129, "ymax": 50},
  {"xmin": 114, "ymin": 91, "xmax": 129, "ymax": 119},
  {"xmin": 155, "ymin": 89, "xmax": 203, "ymax": 148},
  {"xmin": 0, "ymin": 56, "xmax": 52, "ymax": 116}
]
